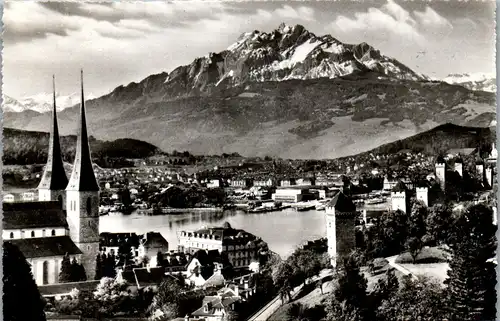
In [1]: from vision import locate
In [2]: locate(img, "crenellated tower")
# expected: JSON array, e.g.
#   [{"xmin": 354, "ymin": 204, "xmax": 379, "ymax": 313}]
[
  {"xmin": 66, "ymin": 70, "xmax": 100, "ymax": 280},
  {"xmin": 37, "ymin": 75, "xmax": 69, "ymax": 207}
]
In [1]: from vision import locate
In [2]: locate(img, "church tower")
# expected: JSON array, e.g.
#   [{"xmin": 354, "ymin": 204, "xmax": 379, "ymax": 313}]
[
  {"xmin": 325, "ymin": 191, "xmax": 357, "ymax": 268},
  {"xmin": 38, "ymin": 75, "xmax": 69, "ymax": 206},
  {"xmin": 66, "ymin": 70, "xmax": 100, "ymax": 280},
  {"xmin": 435, "ymin": 156, "xmax": 446, "ymax": 191}
]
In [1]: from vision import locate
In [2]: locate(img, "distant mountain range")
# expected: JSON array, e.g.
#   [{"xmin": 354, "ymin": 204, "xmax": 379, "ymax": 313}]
[
  {"xmin": 3, "ymin": 23, "xmax": 496, "ymax": 160},
  {"xmin": 3, "ymin": 92, "xmax": 96, "ymax": 113},
  {"xmin": 442, "ymin": 73, "xmax": 496, "ymax": 93}
]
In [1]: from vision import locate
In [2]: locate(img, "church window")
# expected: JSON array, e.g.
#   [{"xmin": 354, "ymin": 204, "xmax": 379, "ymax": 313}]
[
  {"xmin": 42, "ymin": 261, "xmax": 49, "ymax": 285},
  {"xmin": 9, "ymin": 232, "xmax": 13, "ymax": 239},
  {"xmin": 31, "ymin": 231, "xmax": 35, "ymax": 237},
  {"xmin": 51, "ymin": 230, "xmax": 56, "ymax": 236},
  {"xmin": 86, "ymin": 197, "xmax": 92, "ymax": 215}
]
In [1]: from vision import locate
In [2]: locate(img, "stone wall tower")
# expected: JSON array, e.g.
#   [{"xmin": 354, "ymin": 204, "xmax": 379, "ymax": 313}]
[
  {"xmin": 454, "ymin": 157, "xmax": 463, "ymax": 177},
  {"xmin": 66, "ymin": 70, "xmax": 100, "ymax": 280},
  {"xmin": 325, "ymin": 192, "xmax": 356, "ymax": 268},
  {"xmin": 391, "ymin": 181, "xmax": 408, "ymax": 213},
  {"xmin": 435, "ymin": 156, "xmax": 446, "ymax": 191},
  {"xmin": 416, "ymin": 181, "xmax": 429, "ymax": 206},
  {"xmin": 37, "ymin": 75, "xmax": 69, "ymax": 207},
  {"xmin": 485, "ymin": 166, "xmax": 493, "ymax": 187}
]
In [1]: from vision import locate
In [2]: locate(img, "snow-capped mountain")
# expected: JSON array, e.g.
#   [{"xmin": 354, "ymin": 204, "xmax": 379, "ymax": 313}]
[
  {"xmin": 3, "ymin": 23, "xmax": 495, "ymax": 160},
  {"xmin": 3, "ymin": 92, "xmax": 96, "ymax": 113},
  {"xmin": 443, "ymin": 73, "xmax": 496, "ymax": 93}
]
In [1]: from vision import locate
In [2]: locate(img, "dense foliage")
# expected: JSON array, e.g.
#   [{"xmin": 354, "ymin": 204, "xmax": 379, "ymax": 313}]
[
  {"xmin": 59, "ymin": 254, "xmax": 87, "ymax": 283},
  {"xmin": 3, "ymin": 127, "xmax": 161, "ymax": 166},
  {"xmin": 445, "ymin": 204, "xmax": 497, "ymax": 321},
  {"xmin": 3, "ymin": 242, "xmax": 47, "ymax": 321},
  {"xmin": 149, "ymin": 185, "xmax": 226, "ymax": 208}
]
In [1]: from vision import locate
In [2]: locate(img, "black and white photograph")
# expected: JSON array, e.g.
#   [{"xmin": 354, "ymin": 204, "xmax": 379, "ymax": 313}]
[{"xmin": 1, "ymin": 1, "xmax": 497, "ymax": 321}]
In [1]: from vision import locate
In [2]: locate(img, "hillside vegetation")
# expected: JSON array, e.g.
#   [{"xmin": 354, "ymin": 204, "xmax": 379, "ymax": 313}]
[{"xmin": 2, "ymin": 127, "xmax": 163, "ymax": 166}]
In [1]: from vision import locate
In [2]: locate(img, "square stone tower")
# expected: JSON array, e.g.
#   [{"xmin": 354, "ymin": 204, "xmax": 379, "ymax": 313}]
[
  {"xmin": 325, "ymin": 191, "xmax": 357, "ymax": 268},
  {"xmin": 66, "ymin": 70, "xmax": 100, "ymax": 280},
  {"xmin": 391, "ymin": 181, "xmax": 408, "ymax": 213},
  {"xmin": 435, "ymin": 156, "xmax": 446, "ymax": 191}
]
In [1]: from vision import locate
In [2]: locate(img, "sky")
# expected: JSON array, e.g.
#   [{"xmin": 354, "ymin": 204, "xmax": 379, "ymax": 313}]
[{"xmin": 3, "ymin": 1, "xmax": 496, "ymax": 98}]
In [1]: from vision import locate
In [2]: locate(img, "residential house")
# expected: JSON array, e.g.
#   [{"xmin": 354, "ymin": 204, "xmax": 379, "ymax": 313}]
[
  {"xmin": 280, "ymin": 178, "xmax": 296, "ymax": 187},
  {"xmin": 252, "ymin": 178, "xmax": 276, "ymax": 187},
  {"xmin": 99, "ymin": 232, "xmax": 140, "ymax": 257},
  {"xmin": 138, "ymin": 232, "xmax": 169, "ymax": 260}
]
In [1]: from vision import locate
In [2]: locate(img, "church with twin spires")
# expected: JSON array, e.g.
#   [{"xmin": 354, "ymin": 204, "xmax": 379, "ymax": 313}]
[{"xmin": 3, "ymin": 71, "xmax": 100, "ymax": 285}]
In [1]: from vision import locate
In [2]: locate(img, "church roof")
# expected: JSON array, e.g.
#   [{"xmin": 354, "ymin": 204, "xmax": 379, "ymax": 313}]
[
  {"xmin": 327, "ymin": 191, "xmax": 356, "ymax": 213},
  {"xmin": 38, "ymin": 76, "xmax": 68, "ymax": 191},
  {"xmin": 6, "ymin": 236, "xmax": 82, "ymax": 258},
  {"xmin": 66, "ymin": 70, "xmax": 99, "ymax": 192},
  {"xmin": 3, "ymin": 202, "xmax": 68, "ymax": 229}
]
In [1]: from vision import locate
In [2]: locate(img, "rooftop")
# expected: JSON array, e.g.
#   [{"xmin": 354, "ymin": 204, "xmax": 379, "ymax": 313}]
[
  {"xmin": 328, "ymin": 191, "xmax": 356, "ymax": 213},
  {"xmin": 3, "ymin": 202, "xmax": 67, "ymax": 230},
  {"xmin": 7, "ymin": 236, "xmax": 82, "ymax": 258}
]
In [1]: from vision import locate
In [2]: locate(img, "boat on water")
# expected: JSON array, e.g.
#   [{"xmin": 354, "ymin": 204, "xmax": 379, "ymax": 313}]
[
  {"xmin": 296, "ymin": 205, "xmax": 316, "ymax": 212},
  {"xmin": 366, "ymin": 198, "xmax": 385, "ymax": 205}
]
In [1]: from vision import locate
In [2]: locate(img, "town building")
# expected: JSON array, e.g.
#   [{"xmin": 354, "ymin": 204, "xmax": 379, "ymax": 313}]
[
  {"xmin": 325, "ymin": 191, "xmax": 357, "ymax": 268},
  {"xmin": 2, "ymin": 72, "xmax": 100, "ymax": 284},
  {"xmin": 230, "ymin": 178, "xmax": 253, "ymax": 188},
  {"xmin": 178, "ymin": 223, "xmax": 260, "ymax": 270},
  {"xmin": 271, "ymin": 187, "xmax": 317, "ymax": 203}
]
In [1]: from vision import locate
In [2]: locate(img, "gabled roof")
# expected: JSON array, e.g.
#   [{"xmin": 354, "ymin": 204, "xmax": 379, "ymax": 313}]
[
  {"xmin": 141, "ymin": 232, "xmax": 169, "ymax": 248},
  {"xmin": 204, "ymin": 273, "xmax": 225, "ymax": 287},
  {"xmin": 6, "ymin": 236, "xmax": 82, "ymax": 258},
  {"xmin": 133, "ymin": 267, "xmax": 166, "ymax": 288},
  {"xmin": 3, "ymin": 202, "xmax": 67, "ymax": 229},
  {"xmin": 327, "ymin": 191, "xmax": 356, "ymax": 213}
]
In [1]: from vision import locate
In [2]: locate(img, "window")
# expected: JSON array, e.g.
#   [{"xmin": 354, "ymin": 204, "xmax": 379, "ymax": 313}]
[
  {"xmin": 86, "ymin": 197, "xmax": 92, "ymax": 215},
  {"xmin": 42, "ymin": 261, "xmax": 49, "ymax": 285},
  {"xmin": 31, "ymin": 231, "xmax": 35, "ymax": 237},
  {"xmin": 9, "ymin": 232, "xmax": 13, "ymax": 239},
  {"xmin": 51, "ymin": 230, "xmax": 56, "ymax": 236}
]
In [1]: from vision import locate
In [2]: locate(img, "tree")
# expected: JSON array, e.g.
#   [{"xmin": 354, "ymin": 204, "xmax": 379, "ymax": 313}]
[
  {"xmin": 94, "ymin": 277, "xmax": 137, "ymax": 316},
  {"xmin": 326, "ymin": 254, "xmax": 370, "ymax": 320},
  {"xmin": 445, "ymin": 204, "xmax": 497, "ymax": 321},
  {"xmin": 70, "ymin": 257, "xmax": 87, "ymax": 282},
  {"xmin": 148, "ymin": 280, "xmax": 184, "ymax": 319},
  {"xmin": 287, "ymin": 248, "xmax": 322, "ymax": 286},
  {"xmin": 59, "ymin": 253, "xmax": 72, "ymax": 283},
  {"xmin": 95, "ymin": 253, "xmax": 103, "ymax": 280},
  {"xmin": 223, "ymin": 309, "xmax": 240, "ymax": 321},
  {"xmin": 408, "ymin": 200, "xmax": 427, "ymax": 239},
  {"xmin": 272, "ymin": 261, "xmax": 294, "ymax": 304},
  {"xmin": 3, "ymin": 242, "xmax": 47, "ymax": 321},
  {"xmin": 377, "ymin": 275, "xmax": 447, "ymax": 321},
  {"xmin": 405, "ymin": 237, "xmax": 423, "ymax": 263},
  {"xmin": 425, "ymin": 204, "xmax": 454, "ymax": 245}
]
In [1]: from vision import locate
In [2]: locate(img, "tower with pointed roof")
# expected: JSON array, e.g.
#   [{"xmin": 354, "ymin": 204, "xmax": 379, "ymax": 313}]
[
  {"xmin": 66, "ymin": 70, "xmax": 100, "ymax": 279},
  {"xmin": 37, "ymin": 75, "xmax": 69, "ymax": 207},
  {"xmin": 325, "ymin": 191, "xmax": 356, "ymax": 268}
]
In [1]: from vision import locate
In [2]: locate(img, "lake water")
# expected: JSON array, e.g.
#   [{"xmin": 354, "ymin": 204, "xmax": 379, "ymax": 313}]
[{"xmin": 100, "ymin": 208, "xmax": 327, "ymax": 258}]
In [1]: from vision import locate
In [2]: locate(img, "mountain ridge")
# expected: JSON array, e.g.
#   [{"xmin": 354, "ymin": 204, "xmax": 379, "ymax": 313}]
[{"xmin": 3, "ymin": 24, "xmax": 496, "ymax": 160}]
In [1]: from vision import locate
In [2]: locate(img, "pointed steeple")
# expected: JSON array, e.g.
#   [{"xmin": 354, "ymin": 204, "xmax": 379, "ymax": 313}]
[
  {"xmin": 66, "ymin": 70, "xmax": 99, "ymax": 191},
  {"xmin": 38, "ymin": 75, "xmax": 69, "ymax": 191}
]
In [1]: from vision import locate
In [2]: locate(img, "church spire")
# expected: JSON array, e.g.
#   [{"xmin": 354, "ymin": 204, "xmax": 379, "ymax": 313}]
[
  {"xmin": 66, "ymin": 70, "xmax": 99, "ymax": 191},
  {"xmin": 38, "ymin": 75, "xmax": 69, "ymax": 191}
]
